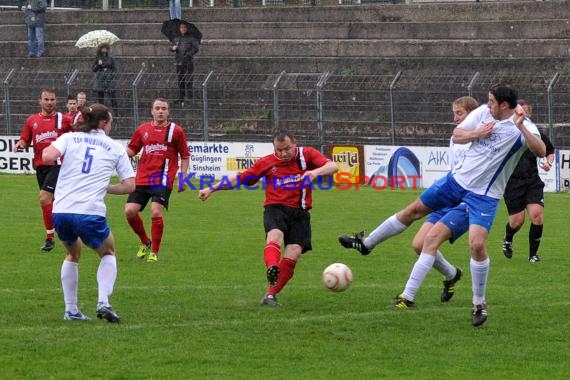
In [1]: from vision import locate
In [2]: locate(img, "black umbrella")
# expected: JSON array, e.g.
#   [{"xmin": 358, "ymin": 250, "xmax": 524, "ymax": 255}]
[{"xmin": 161, "ymin": 19, "xmax": 202, "ymax": 43}]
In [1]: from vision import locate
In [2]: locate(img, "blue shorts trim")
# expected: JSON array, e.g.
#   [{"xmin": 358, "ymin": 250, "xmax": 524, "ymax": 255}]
[
  {"xmin": 426, "ymin": 205, "xmax": 469, "ymax": 243},
  {"xmin": 420, "ymin": 172, "xmax": 499, "ymax": 231},
  {"xmin": 53, "ymin": 213, "xmax": 110, "ymax": 249}
]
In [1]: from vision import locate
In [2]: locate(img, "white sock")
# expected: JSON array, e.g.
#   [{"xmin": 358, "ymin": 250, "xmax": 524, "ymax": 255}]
[
  {"xmin": 433, "ymin": 250, "xmax": 457, "ymax": 280},
  {"xmin": 470, "ymin": 257, "xmax": 490, "ymax": 306},
  {"xmin": 97, "ymin": 255, "xmax": 117, "ymax": 305},
  {"xmin": 61, "ymin": 260, "xmax": 79, "ymax": 313},
  {"xmin": 364, "ymin": 214, "xmax": 407, "ymax": 248},
  {"xmin": 402, "ymin": 253, "xmax": 435, "ymax": 301}
]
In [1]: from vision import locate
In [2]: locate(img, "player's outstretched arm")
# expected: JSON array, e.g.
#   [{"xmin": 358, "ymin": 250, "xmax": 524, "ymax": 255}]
[
  {"xmin": 198, "ymin": 173, "xmax": 240, "ymax": 201},
  {"xmin": 514, "ymin": 106, "xmax": 546, "ymax": 157},
  {"xmin": 42, "ymin": 144, "xmax": 62, "ymax": 162},
  {"xmin": 452, "ymin": 121, "xmax": 494, "ymax": 144},
  {"xmin": 108, "ymin": 177, "xmax": 135, "ymax": 195},
  {"xmin": 302, "ymin": 161, "xmax": 339, "ymax": 181}
]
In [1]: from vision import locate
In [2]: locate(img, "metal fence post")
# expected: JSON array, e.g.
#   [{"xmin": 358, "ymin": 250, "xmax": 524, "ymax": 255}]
[
  {"xmin": 547, "ymin": 72, "xmax": 560, "ymax": 142},
  {"xmin": 65, "ymin": 68, "xmax": 79, "ymax": 96},
  {"xmin": 3, "ymin": 68, "xmax": 16, "ymax": 135},
  {"xmin": 202, "ymin": 70, "xmax": 214, "ymax": 142},
  {"xmin": 467, "ymin": 72, "xmax": 480, "ymax": 98},
  {"xmin": 272, "ymin": 70, "xmax": 286, "ymax": 131},
  {"xmin": 316, "ymin": 72, "xmax": 330, "ymax": 153},
  {"xmin": 389, "ymin": 71, "xmax": 402, "ymax": 146},
  {"xmin": 131, "ymin": 67, "xmax": 145, "ymax": 129}
]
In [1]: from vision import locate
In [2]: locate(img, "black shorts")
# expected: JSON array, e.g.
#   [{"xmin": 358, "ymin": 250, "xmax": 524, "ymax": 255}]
[
  {"xmin": 503, "ymin": 176, "xmax": 545, "ymax": 215},
  {"xmin": 264, "ymin": 205, "xmax": 312, "ymax": 253},
  {"xmin": 35, "ymin": 165, "xmax": 60, "ymax": 193},
  {"xmin": 126, "ymin": 186, "xmax": 172, "ymax": 211}
]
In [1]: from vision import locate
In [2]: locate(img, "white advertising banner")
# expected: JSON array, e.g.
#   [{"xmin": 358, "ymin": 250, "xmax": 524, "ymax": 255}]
[
  {"xmin": 0, "ymin": 136, "xmax": 35, "ymax": 174},
  {"xmin": 558, "ymin": 150, "xmax": 570, "ymax": 192},
  {"xmin": 0, "ymin": 135, "xmax": 560, "ymax": 193},
  {"xmin": 187, "ymin": 141, "xmax": 274, "ymax": 180},
  {"xmin": 364, "ymin": 145, "xmax": 450, "ymax": 190},
  {"xmin": 364, "ymin": 145, "xmax": 558, "ymax": 192}
]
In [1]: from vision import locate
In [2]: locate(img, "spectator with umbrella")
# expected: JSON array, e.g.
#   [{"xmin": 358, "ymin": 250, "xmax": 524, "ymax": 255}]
[
  {"xmin": 163, "ymin": 20, "xmax": 201, "ymax": 105},
  {"xmin": 92, "ymin": 43, "xmax": 119, "ymax": 115}
]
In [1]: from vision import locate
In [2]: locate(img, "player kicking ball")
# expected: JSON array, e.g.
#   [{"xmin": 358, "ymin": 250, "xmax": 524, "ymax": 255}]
[{"xmin": 199, "ymin": 130, "xmax": 338, "ymax": 306}]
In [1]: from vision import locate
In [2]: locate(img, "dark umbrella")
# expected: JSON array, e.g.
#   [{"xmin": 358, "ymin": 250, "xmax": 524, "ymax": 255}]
[{"xmin": 161, "ymin": 19, "xmax": 202, "ymax": 43}]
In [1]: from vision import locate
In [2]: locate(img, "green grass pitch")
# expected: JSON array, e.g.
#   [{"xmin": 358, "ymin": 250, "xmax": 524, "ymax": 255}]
[{"xmin": 1, "ymin": 174, "xmax": 570, "ymax": 379}]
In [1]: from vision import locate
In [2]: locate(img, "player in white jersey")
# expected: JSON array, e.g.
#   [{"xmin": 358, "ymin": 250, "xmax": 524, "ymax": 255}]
[
  {"xmin": 42, "ymin": 104, "xmax": 135, "ymax": 323},
  {"xmin": 339, "ymin": 84, "xmax": 546, "ymax": 326},
  {"xmin": 390, "ymin": 96, "xmax": 479, "ymax": 310}
]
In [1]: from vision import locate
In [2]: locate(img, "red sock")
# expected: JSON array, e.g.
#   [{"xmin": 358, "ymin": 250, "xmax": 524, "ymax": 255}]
[
  {"xmin": 268, "ymin": 258, "xmax": 296, "ymax": 295},
  {"xmin": 41, "ymin": 203, "xmax": 54, "ymax": 239},
  {"xmin": 127, "ymin": 214, "xmax": 150, "ymax": 245},
  {"xmin": 151, "ymin": 216, "xmax": 164, "ymax": 254},
  {"xmin": 263, "ymin": 241, "xmax": 281, "ymax": 268}
]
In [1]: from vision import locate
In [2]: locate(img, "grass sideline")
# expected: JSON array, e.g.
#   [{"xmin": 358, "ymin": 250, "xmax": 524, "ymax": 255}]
[{"xmin": 1, "ymin": 174, "xmax": 570, "ymax": 379}]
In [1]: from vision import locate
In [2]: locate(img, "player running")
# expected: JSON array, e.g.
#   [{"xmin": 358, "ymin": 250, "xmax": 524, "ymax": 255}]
[{"xmin": 124, "ymin": 98, "xmax": 190, "ymax": 262}]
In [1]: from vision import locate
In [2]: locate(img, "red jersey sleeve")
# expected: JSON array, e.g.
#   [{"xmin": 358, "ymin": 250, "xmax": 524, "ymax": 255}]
[
  {"xmin": 174, "ymin": 126, "xmax": 190, "ymax": 159},
  {"xmin": 304, "ymin": 147, "xmax": 331, "ymax": 169},
  {"xmin": 61, "ymin": 114, "xmax": 74, "ymax": 132},
  {"xmin": 127, "ymin": 128, "xmax": 143, "ymax": 154},
  {"xmin": 237, "ymin": 155, "xmax": 270, "ymax": 186},
  {"xmin": 20, "ymin": 117, "xmax": 34, "ymax": 145}
]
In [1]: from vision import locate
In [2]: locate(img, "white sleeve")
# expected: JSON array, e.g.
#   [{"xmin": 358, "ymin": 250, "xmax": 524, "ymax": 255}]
[
  {"xmin": 116, "ymin": 150, "xmax": 135, "ymax": 181},
  {"xmin": 456, "ymin": 105, "xmax": 490, "ymax": 131},
  {"xmin": 51, "ymin": 132, "xmax": 70, "ymax": 155},
  {"xmin": 522, "ymin": 119, "xmax": 541, "ymax": 142}
]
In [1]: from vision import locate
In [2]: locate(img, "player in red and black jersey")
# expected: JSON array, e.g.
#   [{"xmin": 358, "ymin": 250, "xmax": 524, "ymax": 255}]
[
  {"xmin": 124, "ymin": 98, "xmax": 190, "ymax": 263},
  {"xmin": 13, "ymin": 88, "xmax": 73, "ymax": 252},
  {"xmin": 65, "ymin": 94, "xmax": 84, "ymax": 128},
  {"xmin": 199, "ymin": 130, "xmax": 338, "ymax": 306}
]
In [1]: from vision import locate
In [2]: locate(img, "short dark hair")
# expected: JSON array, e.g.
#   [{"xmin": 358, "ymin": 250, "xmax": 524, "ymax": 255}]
[
  {"xmin": 67, "ymin": 95, "xmax": 76, "ymax": 102},
  {"xmin": 152, "ymin": 98, "xmax": 170, "ymax": 109},
  {"xmin": 40, "ymin": 88, "xmax": 56, "ymax": 97},
  {"xmin": 489, "ymin": 83, "xmax": 518, "ymax": 109},
  {"xmin": 273, "ymin": 130, "xmax": 296, "ymax": 143}
]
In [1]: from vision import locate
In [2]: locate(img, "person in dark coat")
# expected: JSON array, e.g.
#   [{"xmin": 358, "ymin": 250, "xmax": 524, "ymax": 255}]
[
  {"xmin": 23, "ymin": 0, "xmax": 47, "ymax": 57},
  {"xmin": 92, "ymin": 43, "xmax": 119, "ymax": 115},
  {"xmin": 171, "ymin": 22, "xmax": 200, "ymax": 104}
]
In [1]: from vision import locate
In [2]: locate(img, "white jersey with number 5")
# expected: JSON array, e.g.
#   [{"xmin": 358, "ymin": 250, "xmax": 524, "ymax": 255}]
[
  {"xmin": 52, "ymin": 130, "xmax": 134, "ymax": 216},
  {"xmin": 452, "ymin": 104, "xmax": 540, "ymax": 199}
]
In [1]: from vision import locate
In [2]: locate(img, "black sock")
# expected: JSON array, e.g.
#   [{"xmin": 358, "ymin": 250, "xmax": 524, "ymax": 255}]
[
  {"xmin": 529, "ymin": 223, "xmax": 543, "ymax": 257},
  {"xmin": 505, "ymin": 223, "xmax": 520, "ymax": 243}
]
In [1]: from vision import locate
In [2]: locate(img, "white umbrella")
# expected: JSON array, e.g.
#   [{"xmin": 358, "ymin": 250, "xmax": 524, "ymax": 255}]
[{"xmin": 75, "ymin": 30, "xmax": 120, "ymax": 49}]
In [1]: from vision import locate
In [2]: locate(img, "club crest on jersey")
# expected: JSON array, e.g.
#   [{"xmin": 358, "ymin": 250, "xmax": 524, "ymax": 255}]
[
  {"xmin": 33, "ymin": 122, "xmax": 38, "ymax": 130},
  {"xmin": 143, "ymin": 132, "xmax": 149, "ymax": 140}
]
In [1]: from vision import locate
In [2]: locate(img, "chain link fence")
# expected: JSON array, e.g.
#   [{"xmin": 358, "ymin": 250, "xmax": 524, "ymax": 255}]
[{"xmin": 2, "ymin": 68, "xmax": 570, "ymax": 149}]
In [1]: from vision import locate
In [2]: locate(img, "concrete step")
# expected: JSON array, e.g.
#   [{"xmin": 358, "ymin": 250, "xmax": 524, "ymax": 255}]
[
  {"xmin": 1, "ymin": 2, "xmax": 569, "ymax": 25},
  {"xmin": 3, "ymin": 19, "xmax": 570, "ymax": 42}
]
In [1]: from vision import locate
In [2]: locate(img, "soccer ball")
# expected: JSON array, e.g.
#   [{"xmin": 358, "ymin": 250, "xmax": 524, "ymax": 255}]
[{"xmin": 322, "ymin": 263, "xmax": 353, "ymax": 292}]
